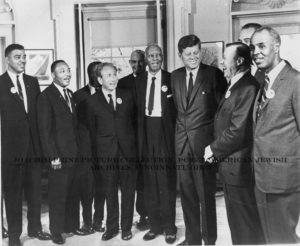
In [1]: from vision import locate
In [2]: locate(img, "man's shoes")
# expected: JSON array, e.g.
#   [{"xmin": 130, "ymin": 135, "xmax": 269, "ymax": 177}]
[
  {"xmin": 101, "ymin": 229, "xmax": 118, "ymax": 241},
  {"xmin": 136, "ymin": 216, "xmax": 150, "ymax": 231},
  {"xmin": 28, "ymin": 230, "xmax": 51, "ymax": 240},
  {"xmin": 165, "ymin": 233, "xmax": 177, "ymax": 244},
  {"xmin": 143, "ymin": 230, "xmax": 161, "ymax": 241},
  {"xmin": 2, "ymin": 226, "xmax": 8, "ymax": 238},
  {"xmin": 79, "ymin": 225, "xmax": 95, "ymax": 235},
  {"xmin": 93, "ymin": 222, "xmax": 105, "ymax": 232},
  {"xmin": 73, "ymin": 228, "xmax": 89, "ymax": 236},
  {"xmin": 8, "ymin": 237, "xmax": 21, "ymax": 246},
  {"xmin": 177, "ymin": 239, "xmax": 189, "ymax": 245},
  {"xmin": 51, "ymin": 233, "xmax": 64, "ymax": 245},
  {"xmin": 121, "ymin": 230, "xmax": 132, "ymax": 240}
]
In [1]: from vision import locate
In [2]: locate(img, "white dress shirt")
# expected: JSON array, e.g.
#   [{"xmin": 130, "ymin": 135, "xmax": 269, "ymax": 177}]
[
  {"xmin": 185, "ymin": 66, "xmax": 200, "ymax": 90},
  {"xmin": 7, "ymin": 70, "xmax": 28, "ymax": 112},
  {"xmin": 88, "ymin": 84, "xmax": 97, "ymax": 95},
  {"xmin": 102, "ymin": 87, "xmax": 116, "ymax": 109},
  {"xmin": 145, "ymin": 70, "xmax": 162, "ymax": 117},
  {"xmin": 227, "ymin": 69, "xmax": 249, "ymax": 91}
]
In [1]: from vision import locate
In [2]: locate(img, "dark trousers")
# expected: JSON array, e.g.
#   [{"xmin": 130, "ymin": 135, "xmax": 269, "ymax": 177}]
[
  {"xmin": 93, "ymin": 164, "xmax": 106, "ymax": 226},
  {"xmin": 48, "ymin": 164, "xmax": 79, "ymax": 234},
  {"xmin": 74, "ymin": 163, "xmax": 94, "ymax": 227},
  {"xmin": 135, "ymin": 168, "xmax": 148, "ymax": 218},
  {"xmin": 100, "ymin": 150, "xmax": 136, "ymax": 232},
  {"xmin": 2, "ymin": 147, "xmax": 42, "ymax": 239},
  {"xmin": 255, "ymin": 186, "xmax": 300, "ymax": 244},
  {"xmin": 223, "ymin": 184, "xmax": 265, "ymax": 245},
  {"xmin": 144, "ymin": 117, "xmax": 177, "ymax": 234},
  {"xmin": 178, "ymin": 141, "xmax": 217, "ymax": 245}
]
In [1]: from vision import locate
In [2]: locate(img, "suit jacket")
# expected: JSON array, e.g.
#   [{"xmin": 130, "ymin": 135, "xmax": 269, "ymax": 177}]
[
  {"xmin": 73, "ymin": 85, "xmax": 93, "ymax": 159},
  {"xmin": 171, "ymin": 63, "xmax": 227, "ymax": 158},
  {"xmin": 37, "ymin": 83, "xmax": 78, "ymax": 163},
  {"xmin": 0, "ymin": 72, "xmax": 41, "ymax": 165},
  {"xmin": 135, "ymin": 70, "xmax": 177, "ymax": 160},
  {"xmin": 118, "ymin": 74, "xmax": 136, "ymax": 89},
  {"xmin": 253, "ymin": 62, "xmax": 300, "ymax": 193},
  {"xmin": 86, "ymin": 88, "xmax": 136, "ymax": 162},
  {"xmin": 210, "ymin": 72, "xmax": 259, "ymax": 186}
]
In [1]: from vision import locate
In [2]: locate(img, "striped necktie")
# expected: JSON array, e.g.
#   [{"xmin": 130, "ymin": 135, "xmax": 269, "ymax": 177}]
[{"xmin": 257, "ymin": 74, "xmax": 270, "ymax": 118}]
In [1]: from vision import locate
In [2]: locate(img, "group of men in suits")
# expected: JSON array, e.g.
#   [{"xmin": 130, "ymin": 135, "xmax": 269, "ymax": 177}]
[{"xmin": 1, "ymin": 24, "xmax": 299, "ymax": 246}]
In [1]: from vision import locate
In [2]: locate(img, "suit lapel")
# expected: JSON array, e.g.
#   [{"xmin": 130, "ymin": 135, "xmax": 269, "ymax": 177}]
[
  {"xmin": 140, "ymin": 72, "xmax": 148, "ymax": 113},
  {"xmin": 189, "ymin": 63, "xmax": 205, "ymax": 105},
  {"xmin": 161, "ymin": 70, "xmax": 167, "ymax": 114},
  {"xmin": 178, "ymin": 69, "xmax": 187, "ymax": 110},
  {"xmin": 97, "ymin": 89, "xmax": 114, "ymax": 113},
  {"xmin": 260, "ymin": 64, "xmax": 290, "ymax": 111},
  {"xmin": 23, "ymin": 75, "xmax": 31, "ymax": 113},
  {"xmin": 4, "ymin": 72, "xmax": 26, "ymax": 112},
  {"xmin": 50, "ymin": 83, "xmax": 72, "ymax": 113}
]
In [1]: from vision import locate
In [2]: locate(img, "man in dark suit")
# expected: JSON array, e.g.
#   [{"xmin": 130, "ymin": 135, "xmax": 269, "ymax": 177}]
[
  {"xmin": 171, "ymin": 35, "xmax": 227, "ymax": 246},
  {"xmin": 86, "ymin": 63, "xmax": 137, "ymax": 241},
  {"xmin": 204, "ymin": 42, "xmax": 265, "ymax": 244},
  {"xmin": 37, "ymin": 60, "xmax": 80, "ymax": 244},
  {"xmin": 251, "ymin": 26, "xmax": 300, "ymax": 244},
  {"xmin": 135, "ymin": 44, "xmax": 177, "ymax": 244},
  {"xmin": 118, "ymin": 49, "xmax": 150, "ymax": 231},
  {"xmin": 118, "ymin": 49, "xmax": 146, "ymax": 89},
  {"xmin": 73, "ymin": 61, "xmax": 106, "ymax": 234},
  {"xmin": 0, "ymin": 44, "xmax": 51, "ymax": 246},
  {"xmin": 238, "ymin": 23, "xmax": 265, "ymax": 84}
]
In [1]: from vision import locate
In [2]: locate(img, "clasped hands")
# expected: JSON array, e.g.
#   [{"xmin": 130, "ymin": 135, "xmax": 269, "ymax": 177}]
[{"xmin": 204, "ymin": 145, "xmax": 214, "ymax": 163}]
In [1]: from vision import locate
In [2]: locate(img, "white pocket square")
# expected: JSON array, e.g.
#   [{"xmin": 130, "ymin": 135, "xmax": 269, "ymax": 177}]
[{"xmin": 167, "ymin": 94, "xmax": 173, "ymax": 98}]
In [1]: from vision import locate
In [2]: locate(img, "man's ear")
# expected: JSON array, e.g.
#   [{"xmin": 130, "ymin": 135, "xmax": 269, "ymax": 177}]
[
  {"xmin": 178, "ymin": 52, "xmax": 182, "ymax": 59},
  {"xmin": 97, "ymin": 77, "xmax": 103, "ymax": 85},
  {"xmin": 236, "ymin": 57, "xmax": 244, "ymax": 67},
  {"xmin": 273, "ymin": 42, "xmax": 280, "ymax": 54},
  {"xmin": 51, "ymin": 72, "xmax": 55, "ymax": 79}
]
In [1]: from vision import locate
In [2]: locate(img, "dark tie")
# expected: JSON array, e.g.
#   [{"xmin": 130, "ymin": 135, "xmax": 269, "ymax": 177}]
[
  {"xmin": 108, "ymin": 94, "xmax": 114, "ymax": 111},
  {"xmin": 63, "ymin": 88, "xmax": 72, "ymax": 112},
  {"xmin": 257, "ymin": 74, "xmax": 270, "ymax": 118},
  {"xmin": 16, "ymin": 75, "xmax": 24, "ymax": 101},
  {"xmin": 148, "ymin": 77, "xmax": 156, "ymax": 115},
  {"xmin": 187, "ymin": 72, "xmax": 193, "ymax": 102}
]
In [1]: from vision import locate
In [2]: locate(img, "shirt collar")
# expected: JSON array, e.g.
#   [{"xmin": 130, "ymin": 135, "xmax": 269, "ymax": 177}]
[
  {"xmin": 102, "ymin": 87, "xmax": 116, "ymax": 98},
  {"xmin": 267, "ymin": 60, "xmax": 286, "ymax": 82},
  {"xmin": 7, "ymin": 70, "xmax": 24, "ymax": 84},
  {"xmin": 148, "ymin": 69, "xmax": 162, "ymax": 80},
  {"xmin": 229, "ymin": 69, "xmax": 249, "ymax": 90},
  {"xmin": 53, "ymin": 82, "xmax": 68, "ymax": 96},
  {"xmin": 185, "ymin": 65, "xmax": 200, "ymax": 79},
  {"xmin": 88, "ymin": 83, "xmax": 96, "ymax": 95}
]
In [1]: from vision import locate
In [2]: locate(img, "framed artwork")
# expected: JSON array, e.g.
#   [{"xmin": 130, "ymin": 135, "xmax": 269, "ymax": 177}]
[
  {"xmin": 25, "ymin": 49, "xmax": 54, "ymax": 85},
  {"xmin": 200, "ymin": 41, "xmax": 224, "ymax": 69}
]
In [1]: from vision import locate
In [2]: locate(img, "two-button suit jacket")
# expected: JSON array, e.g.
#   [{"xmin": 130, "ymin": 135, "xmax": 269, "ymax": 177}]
[
  {"xmin": 135, "ymin": 70, "xmax": 177, "ymax": 160},
  {"xmin": 253, "ymin": 62, "xmax": 300, "ymax": 193},
  {"xmin": 86, "ymin": 88, "xmax": 136, "ymax": 162},
  {"xmin": 37, "ymin": 83, "xmax": 78, "ymax": 162},
  {"xmin": 171, "ymin": 63, "xmax": 227, "ymax": 158},
  {"xmin": 0, "ymin": 72, "xmax": 41, "ymax": 164},
  {"xmin": 211, "ymin": 72, "xmax": 259, "ymax": 186}
]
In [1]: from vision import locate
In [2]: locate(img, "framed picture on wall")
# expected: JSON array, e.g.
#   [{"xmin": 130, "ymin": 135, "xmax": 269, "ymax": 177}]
[
  {"xmin": 25, "ymin": 49, "xmax": 54, "ymax": 85},
  {"xmin": 200, "ymin": 41, "xmax": 224, "ymax": 69}
]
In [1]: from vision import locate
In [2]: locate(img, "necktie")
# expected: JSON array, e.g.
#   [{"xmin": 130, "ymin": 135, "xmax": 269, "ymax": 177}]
[
  {"xmin": 63, "ymin": 88, "xmax": 72, "ymax": 112},
  {"xmin": 187, "ymin": 72, "xmax": 193, "ymax": 102},
  {"xmin": 257, "ymin": 74, "xmax": 270, "ymax": 118},
  {"xmin": 148, "ymin": 77, "xmax": 156, "ymax": 115},
  {"xmin": 16, "ymin": 75, "xmax": 24, "ymax": 101},
  {"xmin": 108, "ymin": 94, "xmax": 114, "ymax": 111},
  {"xmin": 227, "ymin": 80, "xmax": 231, "ymax": 89}
]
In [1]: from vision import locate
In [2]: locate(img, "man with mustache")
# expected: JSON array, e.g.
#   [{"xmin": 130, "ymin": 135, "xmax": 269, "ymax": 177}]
[
  {"xmin": 37, "ymin": 60, "xmax": 79, "ymax": 244},
  {"xmin": 250, "ymin": 26, "xmax": 300, "ymax": 244}
]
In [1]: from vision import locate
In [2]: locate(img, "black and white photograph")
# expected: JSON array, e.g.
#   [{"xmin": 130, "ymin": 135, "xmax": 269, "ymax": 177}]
[{"xmin": 0, "ymin": 0, "xmax": 300, "ymax": 246}]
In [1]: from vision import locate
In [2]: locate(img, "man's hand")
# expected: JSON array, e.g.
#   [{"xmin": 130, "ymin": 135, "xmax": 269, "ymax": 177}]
[
  {"xmin": 204, "ymin": 145, "xmax": 214, "ymax": 163},
  {"xmin": 51, "ymin": 158, "xmax": 62, "ymax": 170}
]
